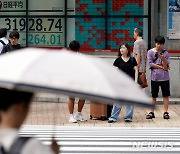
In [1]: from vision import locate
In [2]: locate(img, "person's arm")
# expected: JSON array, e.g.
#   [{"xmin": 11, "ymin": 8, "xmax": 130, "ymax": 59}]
[
  {"xmin": 132, "ymin": 57, "xmax": 138, "ymax": 83},
  {"xmin": 135, "ymin": 53, "xmax": 141, "ymax": 66},
  {"xmin": 133, "ymin": 42, "xmax": 141, "ymax": 66},
  {"xmin": 134, "ymin": 66, "xmax": 138, "ymax": 83},
  {"xmin": 151, "ymin": 63, "xmax": 164, "ymax": 69},
  {"xmin": 147, "ymin": 50, "xmax": 163, "ymax": 69},
  {"xmin": 159, "ymin": 51, "xmax": 169, "ymax": 70},
  {"xmin": 51, "ymin": 139, "xmax": 59, "ymax": 154}
]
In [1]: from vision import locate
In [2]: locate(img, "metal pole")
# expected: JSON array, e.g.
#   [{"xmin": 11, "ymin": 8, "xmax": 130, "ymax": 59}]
[
  {"xmin": 64, "ymin": 0, "xmax": 67, "ymax": 47},
  {"xmin": 148, "ymin": 0, "xmax": 151, "ymax": 49},
  {"xmin": 105, "ymin": 0, "xmax": 108, "ymax": 49},
  {"xmin": 26, "ymin": 0, "xmax": 28, "ymax": 47}
]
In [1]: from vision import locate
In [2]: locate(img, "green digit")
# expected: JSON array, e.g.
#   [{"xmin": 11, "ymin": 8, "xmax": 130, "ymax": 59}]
[
  {"xmin": 50, "ymin": 35, "xmax": 56, "ymax": 45},
  {"xmin": 57, "ymin": 35, "xmax": 61, "ymax": 45},
  {"xmin": 28, "ymin": 34, "xmax": 33, "ymax": 45},
  {"xmin": 34, "ymin": 34, "xmax": 40, "ymax": 44},
  {"xmin": 41, "ymin": 35, "xmax": 46, "ymax": 44}
]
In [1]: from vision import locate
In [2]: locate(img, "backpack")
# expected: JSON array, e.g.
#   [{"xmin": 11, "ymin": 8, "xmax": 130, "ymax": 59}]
[
  {"xmin": 0, "ymin": 40, "xmax": 6, "ymax": 46},
  {"xmin": 1, "ymin": 44, "xmax": 22, "ymax": 55},
  {"xmin": 0, "ymin": 137, "xmax": 31, "ymax": 154}
]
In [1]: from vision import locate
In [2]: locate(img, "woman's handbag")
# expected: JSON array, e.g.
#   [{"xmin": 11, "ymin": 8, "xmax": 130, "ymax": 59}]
[{"xmin": 138, "ymin": 73, "xmax": 148, "ymax": 88}]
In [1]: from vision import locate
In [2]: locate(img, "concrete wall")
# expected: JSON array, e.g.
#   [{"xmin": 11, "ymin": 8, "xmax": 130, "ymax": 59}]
[
  {"xmin": 35, "ymin": 55, "xmax": 180, "ymax": 102},
  {"xmin": 151, "ymin": 0, "xmax": 180, "ymax": 50},
  {"xmin": 98, "ymin": 55, "xmax": 180, "ymax": 98}
]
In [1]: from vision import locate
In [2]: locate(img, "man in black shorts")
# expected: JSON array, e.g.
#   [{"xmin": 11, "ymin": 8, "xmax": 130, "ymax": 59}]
[{"xmin": 146, "ymin": 36, "xmax": 170, "ymax": 119}]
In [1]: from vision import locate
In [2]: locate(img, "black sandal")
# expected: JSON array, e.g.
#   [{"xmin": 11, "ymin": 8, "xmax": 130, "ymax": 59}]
[
  {"xmin": 163, "ymin": 112, "xmax": 170, "ymax": 119},
  {"xmin": 146, "ymin": 112, "xmax": 155, "ymax": 119}
]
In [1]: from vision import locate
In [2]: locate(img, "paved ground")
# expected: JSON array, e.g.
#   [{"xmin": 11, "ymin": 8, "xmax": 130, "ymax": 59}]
[{"xmin": 24, "ymin": 101, "xmax": 180, "ymax": 127}]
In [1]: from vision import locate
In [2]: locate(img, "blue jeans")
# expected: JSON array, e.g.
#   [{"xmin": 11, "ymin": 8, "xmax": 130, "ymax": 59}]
[{"xmin": 108, "ymin": 104, "xmax": 134, "ymax": 122}]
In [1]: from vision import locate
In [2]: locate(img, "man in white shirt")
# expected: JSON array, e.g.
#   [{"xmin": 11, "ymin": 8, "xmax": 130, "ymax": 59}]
[
  {"xmin": 0, "ymin": 28, "xmax": 9, "ymax": 54},
  {"xmin": 0, "ymin": 88, "xmax": 59, "ymax": 154}
]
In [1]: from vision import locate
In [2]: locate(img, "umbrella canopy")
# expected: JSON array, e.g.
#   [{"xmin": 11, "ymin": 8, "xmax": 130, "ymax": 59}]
[{"xmin": 0, "ymin": 48, "xmax": 153, "ymax": 107}]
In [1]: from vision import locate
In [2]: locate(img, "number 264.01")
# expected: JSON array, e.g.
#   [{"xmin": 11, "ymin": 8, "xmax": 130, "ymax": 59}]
[{"xmin": 28, "ymin": 34, "xmax": 61, "ymax": 45}]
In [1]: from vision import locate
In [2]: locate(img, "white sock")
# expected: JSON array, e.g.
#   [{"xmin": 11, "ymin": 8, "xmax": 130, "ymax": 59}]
[
  {"xmin": 77, "ymin": 112, "xmax": 81, "ymax": 115},
  {"xmin": 70, "ymin": 114, "xmax": 74, "ymax": 117}
]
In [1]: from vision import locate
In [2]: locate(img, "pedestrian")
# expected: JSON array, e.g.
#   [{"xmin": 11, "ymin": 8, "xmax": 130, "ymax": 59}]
[
  {"xmin": 108, "ymin": 43, "xmax": 138, "ymax": 123},
  {"xmin": 133, "ymin": 28, "xmax": 148, "ymax": 88},
  {"xmin": 1, "ymin": 30, "xmax": 22, "ymax": 54},
  {"xmin": 146, "ymin": 36, "xmax": 170, "ymax": 119},
  {"xmin": 0, "ymin": 28, "xmax": 9, "ymax": 54},
  {"xmin": 68, "ymin": 40, "xmax": 87, "ymax": 123},
  {"xmin": 0, "ymin": 88, "xmax": 59, "ymax": 154}
]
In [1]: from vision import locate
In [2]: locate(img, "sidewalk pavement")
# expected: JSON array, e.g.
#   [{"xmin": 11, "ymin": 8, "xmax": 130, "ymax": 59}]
[{"xmin": 25, "ymin": 100, "xmax": 180, "ymax": 127}]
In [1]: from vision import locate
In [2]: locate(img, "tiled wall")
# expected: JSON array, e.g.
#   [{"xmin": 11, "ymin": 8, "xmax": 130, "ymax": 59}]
[{"xmin": 75, "ymin": 0, "xmax": 144, "ymax": 50}]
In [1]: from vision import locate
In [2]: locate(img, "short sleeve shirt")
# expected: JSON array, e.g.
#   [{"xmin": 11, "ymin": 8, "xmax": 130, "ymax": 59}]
[
  {"xmin": 147, "ymin": 48, "xmax": 170, "ymax": 81},
  {"xmin": 133, "ymin": 37, "xmax": 147, "ymax": 73},
  {"xmin": 113, "ymin": 56, "xmax": 137, "ymax": 79}
]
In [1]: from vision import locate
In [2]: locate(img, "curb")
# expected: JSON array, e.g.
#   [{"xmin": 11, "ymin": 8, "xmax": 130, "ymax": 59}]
[{"xmin": 33, "ymin": 95, "xmax": 180, "ymax": 104}]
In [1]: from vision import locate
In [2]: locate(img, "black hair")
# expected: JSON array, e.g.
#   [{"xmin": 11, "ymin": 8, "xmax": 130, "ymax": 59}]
[
  {"xmin": 69, "ymin": 40, "xmax": 80, "ymax": 52},
  {"xmin": 118, "ymin": 43, "xmax": 131, "ymax": 57},
  {"xmin": 0, "ymin": 28, "xmax": 7, "ymax": 38},
  {"xmin": 9, "ymin": 30, "xmax": 20, "ymax": 39},
  {"xmin": 134, "ymin": 28, "xmax": 143, "ymax": 37},
  {"xmin": 155, "ymin": 36, "xmax": 165, "ymax": 44},
  {"xmin": 0, "ymin": 88, "xmax": 33, "ymax": 111}
]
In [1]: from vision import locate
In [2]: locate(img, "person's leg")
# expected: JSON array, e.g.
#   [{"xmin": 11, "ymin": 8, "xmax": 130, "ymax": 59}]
[
  {"xmin": 146, "ymin": 81, "xmax": 158, "ymax": 119},
  {"xmin": 163, "ymin": 97, "xmax": 170, "ymax": 119},
  {"xmin": 68, "ymin": 98, "xmax": 77, "ymax": 123},
  {"xmin": 77, "ymin": 99, "xmax": 85, "ymax": 112},
  {"xmin": 163, "ymin": 97, "xmax": 169, "ymax": 112},
  {"xmin": 74, "ymin": 99, "xmax": 87, "ymax": 122},
  {"xmin": 108, "ymin": 105, "xmax": 122, "ymax": 123},
  {"xmin": 146, "ymin": 97, "xmax": 156, "ymax": 119},
  {"xmin": 68, "ymin": 98, "xmax": 75, "ymax": 114},
  {"xmin": 124, "ymin": 105, "xmax": 134, "ymax": 122},
  {"xmin": 151, "ymin": 97, "xmax": 157, "ymax": 111},
  {"xmin": 161, "ymin": 80, "xmax": 170, "ymax": 119}
]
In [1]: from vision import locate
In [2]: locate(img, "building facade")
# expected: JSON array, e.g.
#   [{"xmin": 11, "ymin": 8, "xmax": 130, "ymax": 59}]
[{"xmin": 0, "ymin": 0, "xmax": 179, "ymax": 53}]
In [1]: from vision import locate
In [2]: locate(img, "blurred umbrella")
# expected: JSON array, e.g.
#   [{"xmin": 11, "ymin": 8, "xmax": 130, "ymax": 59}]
[{"xmin": 0, "ymin": 48, "xmax": 153, "ymax": 108}]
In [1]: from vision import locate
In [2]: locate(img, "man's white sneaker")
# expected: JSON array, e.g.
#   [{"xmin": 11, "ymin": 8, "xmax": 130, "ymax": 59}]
[
  {"xmin": 69, "ymin": 116, "xmax": 77, "ymax": 123},
  {"xmin": 74, "ymin": 113, "xmax": 87, "ymax": 122}
]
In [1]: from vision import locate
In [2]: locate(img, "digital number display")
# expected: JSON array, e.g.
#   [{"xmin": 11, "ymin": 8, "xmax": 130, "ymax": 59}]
[
  {"xmin": 4, "ymin": 18, "xmax": 63, "ymax": 32},
  {"xmin": 1, "ymin": 18, "xmax": 64, "ymax": 47},
  {"xmin": 28, "ymin": 33, "xmax": 61, "ymax": 45}
]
